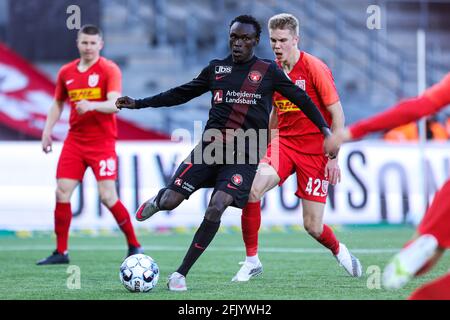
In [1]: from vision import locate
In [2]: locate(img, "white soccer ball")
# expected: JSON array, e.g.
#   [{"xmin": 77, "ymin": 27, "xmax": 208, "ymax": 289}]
[{"xmin": 119, "ymin": 254, "xmax": 159, "ymax": 292}]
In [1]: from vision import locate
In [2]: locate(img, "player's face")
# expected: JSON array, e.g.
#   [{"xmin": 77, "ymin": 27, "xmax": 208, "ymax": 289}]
[
  {"xmin": 77, "ymin": 33, "xmax": 103, "ymax": 62},
  {"xmin": 269, "ymin": 28, "xmax": 299, "ymax": 63},
  {"xmin": 229, "ymin": 22, "xmax": 259, "ymax": 63}
]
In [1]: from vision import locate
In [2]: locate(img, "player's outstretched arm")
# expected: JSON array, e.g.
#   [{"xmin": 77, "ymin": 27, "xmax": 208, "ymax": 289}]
[
  {"xmin": 350, "ymin": 73, "xmax": 450, "ymax": 140},
  {"xmin": 118, "ymin": 66, "xmax": 211, "ymax": 111}
]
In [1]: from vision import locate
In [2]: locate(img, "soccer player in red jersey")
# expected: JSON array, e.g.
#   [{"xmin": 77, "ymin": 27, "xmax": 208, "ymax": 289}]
[
  {"xmin": 232, "ymin": 13, "xmax": 362, "ymax": 282},
  {"xmin": 37, "ymin": 25, "xmax": 142, "ymax": 265},
  {"xmin": 328, "ymin": 72, "xmax": 450, "ymax": 299}
]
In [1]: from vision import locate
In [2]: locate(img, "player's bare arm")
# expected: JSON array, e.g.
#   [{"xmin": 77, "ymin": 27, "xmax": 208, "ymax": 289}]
[
  {"xmin": 324, "ymin": 101, "xmax": 345, "ymax": 185},
  {"xmin": 76, "ymin": 91, "xmax": 121, "ymax": 115},
  {"xmin": 42, "ymin": 100, "xmax": 65, "ymax": 153}
]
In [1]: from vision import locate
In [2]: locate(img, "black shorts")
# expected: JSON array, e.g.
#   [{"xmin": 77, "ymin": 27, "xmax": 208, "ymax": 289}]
[{"xmin": 166, "ymin": 144, "xmax": 257, "ymax": 208}]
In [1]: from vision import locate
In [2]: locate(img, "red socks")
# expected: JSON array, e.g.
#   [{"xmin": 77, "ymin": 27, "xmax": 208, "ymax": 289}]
[
  {"xmin": 317, "ymin": 224, "xmax": 340, "ymax": 255},
  {"xmin": 241, "ymin": 201, "xmax": 261, "ymax": 256},
  {"xmin": 242, "ymin": 203, "xmax": 339, "ymax": 257},
  {"xmin": 408, "ymin": 273, "xmax": 450, "ymax": 300},
  {"xmin": 109, "ymin": 201, "xmax": 140, "ymax": 248},
  {"xmin": 55, "ymin": 201, "xmax": 140, "ymax": 252},
  {"xmin": 55, "ymin": 202, "xmax": 72, "ymax": 254}
]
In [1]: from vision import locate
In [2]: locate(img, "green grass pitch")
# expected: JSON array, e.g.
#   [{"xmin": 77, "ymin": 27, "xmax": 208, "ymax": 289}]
[{"xmin": 0, "ymin": 225, "xmax": 448, "ymax": 300}]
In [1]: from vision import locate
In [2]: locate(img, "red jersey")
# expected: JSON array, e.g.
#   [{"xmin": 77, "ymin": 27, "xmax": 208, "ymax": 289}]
[
  {"xmin": 273, "ymin": 51, "xmax": 340, "ymax": 154},
  {"xmin": 350, "ymin": 72, "xmax": 450, "ymax": 139},
  {"xmin": 55, "ymin": 57, "xmax": 122, "ymax": 141}
]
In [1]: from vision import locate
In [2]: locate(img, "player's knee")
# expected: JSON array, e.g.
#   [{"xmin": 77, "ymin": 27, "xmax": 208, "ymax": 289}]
[
  {"xmin": 99, "ymin": 190, "xmax": 116, "ymax": 207},
  {"xmin": 205, "ymin": 203, "xmax": 225, "ymax": 222},
  {"xmin": 249, "ymin": 186, "xmax": 263, "ymax": 202},
  {"xmin": 55, "ymin": 186, "xmax": 71, "ymax": 202},
  {"xmin": 304, "ymin": 221, "xmax": 323, "ymax": 239}
]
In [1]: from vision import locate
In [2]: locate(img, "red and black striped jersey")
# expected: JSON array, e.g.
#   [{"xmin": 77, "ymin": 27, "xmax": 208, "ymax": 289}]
[{"xmin": 135, "ymin": 55, "xmax": 328, "ymax": 134}]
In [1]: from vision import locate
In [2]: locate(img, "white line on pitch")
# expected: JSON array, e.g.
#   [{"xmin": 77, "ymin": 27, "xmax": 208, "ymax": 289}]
[{"xmin": 0, "ymin": 245, "xmax": 398, "ymax": 254}]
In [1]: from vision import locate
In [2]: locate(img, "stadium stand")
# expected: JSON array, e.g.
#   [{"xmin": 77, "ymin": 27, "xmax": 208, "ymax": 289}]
[{"xmin": 0, "ymin": 0, "xmax": 449, "ymax": 137}]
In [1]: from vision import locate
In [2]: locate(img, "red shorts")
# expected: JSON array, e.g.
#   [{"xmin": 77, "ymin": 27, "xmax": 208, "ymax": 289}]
[
  {"xmin": 261, "ymin": 137, "xmax": 329, "ymax": 203},
  {"xmin": 56, "ymin": 136, "xmax": 118, "ymax": 181},
  {"xmin": 418, "ymin": 179, "xmax": 450, "ymax": 248}
]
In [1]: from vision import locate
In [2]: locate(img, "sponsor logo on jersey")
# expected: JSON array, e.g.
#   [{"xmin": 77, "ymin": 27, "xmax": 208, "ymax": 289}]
[
  {"xmin": 231, "ymin": 174, "xmax": 243, "ymax": 186},
  {"xmin": 215, "ymin": 65, "xmax": 232, "ymax": 74},
  {"xmin": 274, "ymin": 99, "xmax": 301, "ymax": 112},
  {"xmin": 224, "ymin": 90, "xmax": 261, "ymax": 105},
  {"xmin": 248, "ymin": 71, "xmax": 262, "ymax": 84},
  {"xmin": 68, "ymin": 88, "xmax": 102, "ymax": 101},
  {"xmin": 295, "ymin": 79, "xmax": 306, "ymax": 91},
  {"xmin": 213, "ymin": 90, "xmax": 223, "ymax": 104},
  {"xmin": 88, "ymin": 73, "xmax": 99, "ymax": 87}
]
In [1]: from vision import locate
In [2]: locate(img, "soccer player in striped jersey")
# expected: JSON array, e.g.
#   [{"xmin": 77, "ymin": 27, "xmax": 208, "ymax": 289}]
[{"xmin": 117, "ymin": 15, "xmax": 339, "ymax": 291}]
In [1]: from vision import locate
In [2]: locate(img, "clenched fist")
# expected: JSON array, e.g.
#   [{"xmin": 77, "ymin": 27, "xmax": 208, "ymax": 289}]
[{"xmin": 116, "ymin": 96, "xmax": 136, "ymax": 110}]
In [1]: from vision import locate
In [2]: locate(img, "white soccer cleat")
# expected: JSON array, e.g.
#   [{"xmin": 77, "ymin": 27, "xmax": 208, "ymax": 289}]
[
  {"xmin": 135, "ymin": 195, "xmax": 160, "ymax": 222},
  {"xmin": 167, "ymin": 272, "xmax": 187, "ymax": 291},
  {"xmin": 383, "ymin": 234, "xmax": 438, "ymax": 290},
  {"xmin": 335, "ymin": 243, "xmax": 363, "ymax": 277},
  {"xmin": 231, "ymin": 261, "xmax": 263, "ymax": 282}
]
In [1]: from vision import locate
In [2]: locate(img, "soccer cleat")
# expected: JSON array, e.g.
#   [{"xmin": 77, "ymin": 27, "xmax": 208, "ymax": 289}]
[
  {"xmin": 383, "ymin": 234, "xmax": 438, "ymax": 290},
  {"xmin": 36, "ymin": 250, "xmax": 70, "ymax": 265},
  {"xmin": 334, "ymin": 243, "xmax": 363, "ymax": 277},
  {"xmin": 167, "ymin": 272, "xmax": 187, "ymax": 291},
  {"xmin": 127, "ymin": 245, "xmax": 144, "ymax": 257},
  {"xmin": 135, "ymin": 196, "xmax": 160, "ymax": 222},
  {"xmin": 231, "ymin": 261, "xmax": 263, "ymax": 282}
]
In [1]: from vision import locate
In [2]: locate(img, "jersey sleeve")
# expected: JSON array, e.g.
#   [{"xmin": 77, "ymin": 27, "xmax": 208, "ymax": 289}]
[
  {"xmin": 105, "ymin": 61, "xmax": 122, "ymax": 94},
  {"xmin": 305, "ymin": 54, "xmax": 340, "ymax": 106},
  {"xmin": 135, "ymin": 65, "xmax": 210, "ymax": 108},
  {"xmin": 350, "ymin": 73, "xmax": 450, "ymax": 139},
  {"xmin": 423, "ymin": 72, "xmax": 450, "ymax": 107},
  {"xmin": 54, "ymin": 68, "xmax": 67, "ymax": 101}
]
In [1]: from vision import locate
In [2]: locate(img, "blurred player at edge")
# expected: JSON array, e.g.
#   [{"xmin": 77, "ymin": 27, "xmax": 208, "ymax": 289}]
[
  {"xmin": 232, "ymin": 13, "xmax": 362, "ymax": 282},
  {"xmin": 327, "ymin": 72, "xmax": 450, "ymax": 299},
  {"xmin": 37, "ymin": 25, "xmax": 142, "ymax": 265}
]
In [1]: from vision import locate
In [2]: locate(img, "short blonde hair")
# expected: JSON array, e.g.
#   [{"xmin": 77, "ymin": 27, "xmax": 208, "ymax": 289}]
[{"xmin": 268, "ymin": 13, "xmax": 299, "ymax": 36}]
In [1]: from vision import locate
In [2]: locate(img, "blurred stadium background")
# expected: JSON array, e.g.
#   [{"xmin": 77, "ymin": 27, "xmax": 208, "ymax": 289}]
[{"xmin": 0, "ymin": 0, "xmax": 449, "ymax": 232}]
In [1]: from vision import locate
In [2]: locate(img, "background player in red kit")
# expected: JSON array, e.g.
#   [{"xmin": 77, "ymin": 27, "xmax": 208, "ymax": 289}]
[
  {"xmin": 328, "ymin": 72, "xmax": 450, "ymax": 299},
  {"xmin": 37, "ymin": 25, "xmax": 142, "ymax": 265},
  {"xmin": 233, "ymin": 13, "xmax": 362, "ymax": 282}
]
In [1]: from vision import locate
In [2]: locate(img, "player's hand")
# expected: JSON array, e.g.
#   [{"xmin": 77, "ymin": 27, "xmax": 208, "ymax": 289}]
[
  {"xmin": 324, "ymin": 158, "xmax": 341, "ymax": 185},
  {"xmin": 75, "ymin": 100, "xmax": 93, "ymax": 115},
  {"xmin": 323, "ymin": 127, "xmax": 353, "ymax": 158},
  {"xmin": 42, "ymin": 133, "xmax": 53, "ymax": 153},
  {"xmin": 116, "ymin": 96, "xmax": 136, "ymax": 110},
  {"xmin": 323, "ymin": 134, "xmax": 340, "ymax": 159}
]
